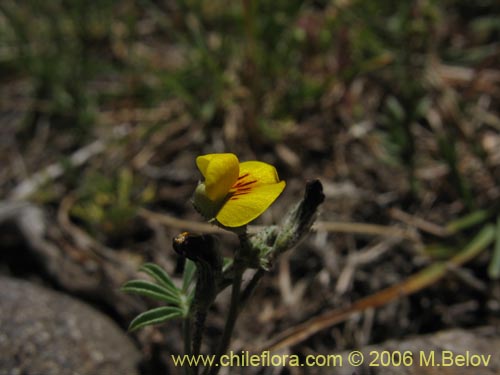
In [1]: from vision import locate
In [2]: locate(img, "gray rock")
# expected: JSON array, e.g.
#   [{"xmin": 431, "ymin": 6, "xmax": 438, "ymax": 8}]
[{"xmin": 0, "ymin": 276, "xmax": 141, "ymax": 375}]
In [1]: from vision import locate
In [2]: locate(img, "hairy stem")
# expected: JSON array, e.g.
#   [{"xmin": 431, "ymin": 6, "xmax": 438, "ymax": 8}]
[
  {"xmin": 207, "ymin": 263, "xmax": 243, "ymax": 375},
  {"xmin": 192, "ymin": 310, "xmax": 207, "ymax": 357},
  {"xmin": 182, "ymin": 317, "xmax": 193, "ymax": 375},
  {"xmin": 240, "ymin": 268, "xmax": 265, "ymax": 307}
]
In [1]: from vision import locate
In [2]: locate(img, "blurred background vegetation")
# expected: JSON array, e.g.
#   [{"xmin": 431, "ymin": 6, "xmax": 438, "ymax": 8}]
[
  {"xmin": 1, "ymin": 0, "xmax": 499, "ymax": 250},
  {"xmin": 1, "ymin": 0, "xmax": 499, "ymax": 371}
]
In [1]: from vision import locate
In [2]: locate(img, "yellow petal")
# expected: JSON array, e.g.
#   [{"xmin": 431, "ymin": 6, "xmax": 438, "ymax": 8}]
[
  {"xmin": 196, "ymin": 153, "xmax": 239, "ymax": 201},
  {"xmin": 238, "ymin": 161, "xmax": 280, "ymax": 185},
  {"xmin": 216, "ymin": 181, "xmax": 286, "ymax": 227}
]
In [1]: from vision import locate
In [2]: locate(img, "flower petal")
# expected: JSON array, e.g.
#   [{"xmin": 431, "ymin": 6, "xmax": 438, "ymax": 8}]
[
  {"xmin": 196, "ymin": 153, "xmax": 239, "ymax": 201},
  {"xmin": 216, "ymin": 181, "xmax": 286, "ymax": 227},
  {"xmin": 238, "ymin": 161, "xmax": 280, "ymax": 185}
]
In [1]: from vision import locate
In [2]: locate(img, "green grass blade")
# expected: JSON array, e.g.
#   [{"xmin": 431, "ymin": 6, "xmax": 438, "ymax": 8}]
[
  {"xmin": 446, "ymin": 209, "xmax": 491, "ymax": 233},
  {"xmin": 451, "ymin": 224, "xmax": 495, "ymax": 265},
  {"xmin": 121, "ymin": 280, "xmax": 180, "ymax": 305},
  {"xmin": 128, "ymin": 306, "xmax": 183, "ymax": 331},
  {"xmin": 488, "ymin": 216, "xmax": 500, "ymax": 279}
]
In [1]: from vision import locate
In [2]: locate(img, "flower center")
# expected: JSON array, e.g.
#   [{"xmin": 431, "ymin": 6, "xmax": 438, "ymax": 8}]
[{"xmin": 229, "ymin": 173, "xmax": 257, "ymax": 200}]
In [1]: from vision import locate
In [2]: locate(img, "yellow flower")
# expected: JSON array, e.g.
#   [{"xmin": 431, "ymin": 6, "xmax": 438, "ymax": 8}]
[{"xmin": 193, "ymin": 153, "xmax": 286, "ymax": 227}]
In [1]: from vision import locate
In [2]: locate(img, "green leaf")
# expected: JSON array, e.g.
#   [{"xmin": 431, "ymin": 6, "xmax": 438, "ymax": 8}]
[
  {"xmin": 488, "ymin": 216, "xmax": 500, "ymax": 280},
  {"xmin": 128, "ymin": 306, "xmax": 183, "ymax": 331},
  {"xmin": 385, "ymin": 96, "xmax": 405, "ymax": 122},
  {"xmin": 139, "ymin": 263, "xmax": 178, "ymax": 294},
  {"xmin": 121, "ymin": 280, "xmax": 180, "ymax": 305},
  {"xmin": 117, "ymin": 167, "xmax": 133, "ymax": 208},
  {"xmin": 182, "ymin": 259, "xmax": 196, "ymax": 293},
  {"xmin": 222, "ymin": 257, "xmax": 233, "ymax": 271}
]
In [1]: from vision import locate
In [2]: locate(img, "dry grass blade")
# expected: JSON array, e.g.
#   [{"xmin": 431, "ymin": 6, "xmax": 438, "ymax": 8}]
[
  {"xmin": 138, "ymin": 208, "xmax": 226, "ymax": 234},
  {"xmin": 8, "ymin": 125, "xmax": 130, "ymax": 200},
  {"xmin": 314, "ymin": 221, "xmax": 419, "ymax": 241},
  {"xmin": 139, "ymin": 208, "xmax": 419, "ymax": 241},
  {"xmin": 389, "ymin": 208, "xmax": 450, "ymax": 237},
  {"xmin": 263, "ymin": 224, "xmax": 495, "ymax": 352}
]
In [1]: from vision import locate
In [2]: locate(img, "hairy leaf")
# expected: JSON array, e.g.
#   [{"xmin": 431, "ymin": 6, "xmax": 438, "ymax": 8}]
[
  {"xmin": 122, "ymin": 280, "xmax": 180, "ymax": 305},
  {"xmin": 128, "ymin": 306, "xmax": 183, "ymax": 331},
  {"xmin": 139, "ymin": 263, "xmax": 179, "ymax": 294}
]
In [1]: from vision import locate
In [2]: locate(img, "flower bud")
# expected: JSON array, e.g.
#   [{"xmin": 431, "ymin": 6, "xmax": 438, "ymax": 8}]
[{"xmin": 192, "ymin": 182, "xmax": 224, "ymax": 222}]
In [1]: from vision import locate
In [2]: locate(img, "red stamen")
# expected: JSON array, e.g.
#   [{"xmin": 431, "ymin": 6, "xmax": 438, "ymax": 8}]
[
  {"xmin": 234, "ymin": 179, "xmax": 257, "ymax": 188},
  {"xmin": 228, "ymin": 174, "xmax": 259, "ymax": 201},
  {"xmin": 237, "ymin": 173, "xmax": 249, "ymax": 181},
  {"xmin": 231, "ymin": 190, "xmax": 251, "ymax": 197}
]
